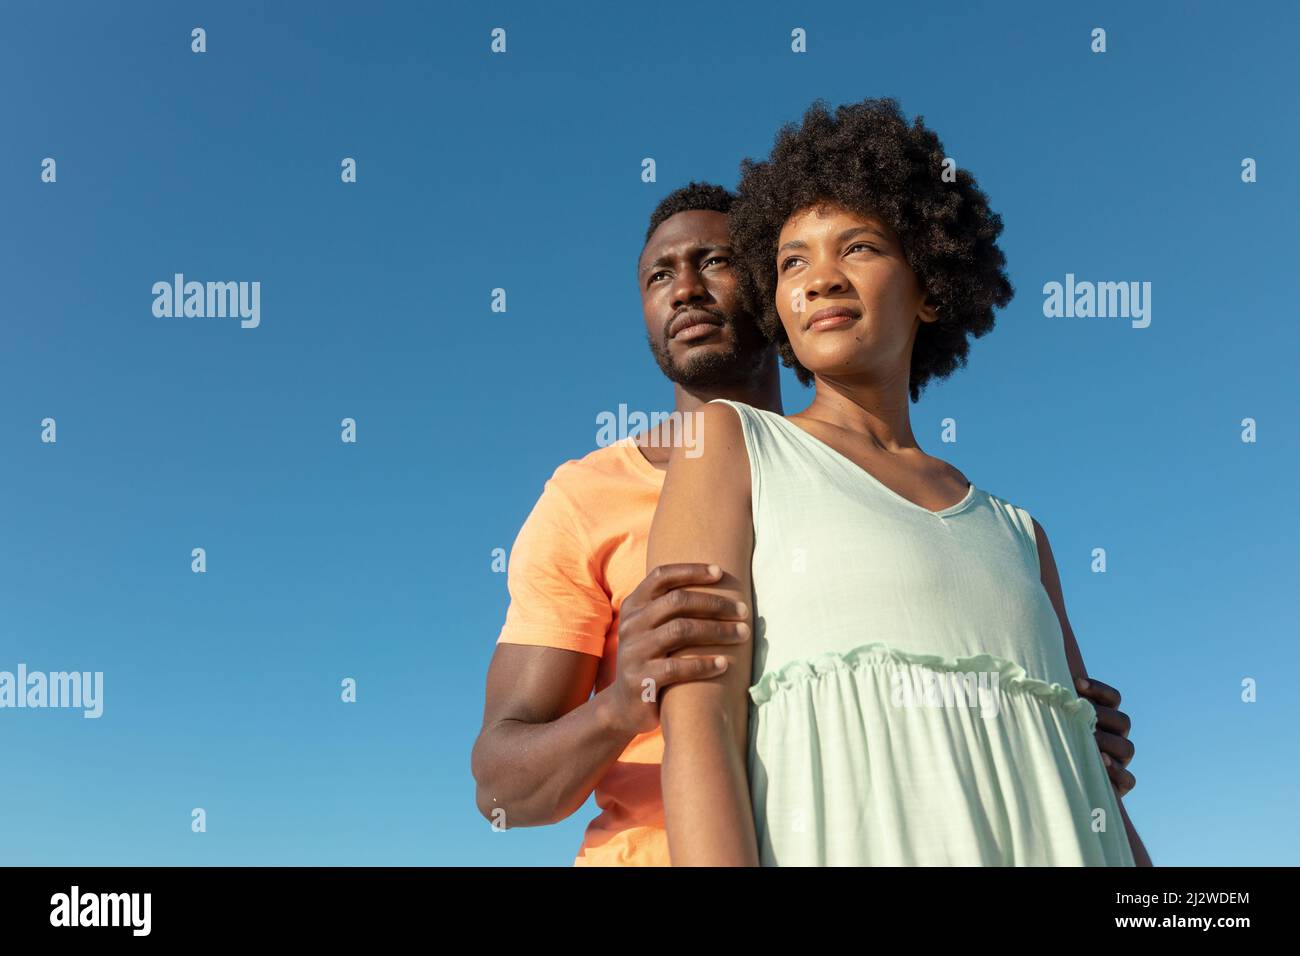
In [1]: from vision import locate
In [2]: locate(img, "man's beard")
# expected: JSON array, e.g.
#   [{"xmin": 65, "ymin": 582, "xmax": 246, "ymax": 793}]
[{"xmin": 647, "ymin": 310, "xmax": 770, "ymax": 389}]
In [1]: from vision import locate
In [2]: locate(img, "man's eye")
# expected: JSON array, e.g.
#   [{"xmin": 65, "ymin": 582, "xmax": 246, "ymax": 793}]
[
  {"xmin": 650, "ymin": 271, "xmax": 669, "ymax": 283},
  {"xmin": 702, "ymin": 256, "xmax": 730, "ymax": 268}
]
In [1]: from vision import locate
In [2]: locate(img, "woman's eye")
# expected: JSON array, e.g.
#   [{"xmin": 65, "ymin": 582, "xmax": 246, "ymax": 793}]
[
  {"xmin": 848, "ymin": 242, "xmax": 879, "ymax": 255},
  {"xmin": 779, "ymin": 256, "xmax": 802, "ymax": 272}
]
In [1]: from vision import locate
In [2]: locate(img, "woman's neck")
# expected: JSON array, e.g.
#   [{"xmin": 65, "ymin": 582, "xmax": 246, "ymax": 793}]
[{"xmin": 800, "ymin": 376, "xmax": 918, "ymax": 453}]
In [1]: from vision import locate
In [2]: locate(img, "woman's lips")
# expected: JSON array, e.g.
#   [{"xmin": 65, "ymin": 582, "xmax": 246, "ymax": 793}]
[{"xmin": 806, "ymin": 307, "xmax": 860, "ymax": 332}]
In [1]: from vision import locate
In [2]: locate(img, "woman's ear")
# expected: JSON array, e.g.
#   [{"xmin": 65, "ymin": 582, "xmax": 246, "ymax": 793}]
[{"xmin": 917, "ymin": 291, "xmax": 939, "ymax": 325}]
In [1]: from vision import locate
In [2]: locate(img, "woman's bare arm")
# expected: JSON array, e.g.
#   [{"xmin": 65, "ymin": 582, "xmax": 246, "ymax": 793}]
[
  {"xmin": 1033, "ymin": 518, "xmax": 1153, "ymax": 866},
  {"xmin": 646, "ymin": 402, "xmax": 759, "ymax": 866}
]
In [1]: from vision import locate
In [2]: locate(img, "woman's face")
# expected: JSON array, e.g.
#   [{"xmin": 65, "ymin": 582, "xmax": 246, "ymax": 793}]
[{"xmin": 774, "ymin": 201, "xmax": 935, "ymax": 386}]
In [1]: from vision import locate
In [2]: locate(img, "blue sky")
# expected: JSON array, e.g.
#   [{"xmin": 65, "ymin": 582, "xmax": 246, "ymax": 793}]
[{"xmin": 1, "ymin": 0, "xmax": 1296, "ymax": 865}]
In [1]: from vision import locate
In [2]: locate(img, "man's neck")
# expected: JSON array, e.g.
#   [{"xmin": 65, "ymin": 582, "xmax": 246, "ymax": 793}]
[{"xmin": 635, "ymin": 358, "xmax": 784, "ymax": 468}]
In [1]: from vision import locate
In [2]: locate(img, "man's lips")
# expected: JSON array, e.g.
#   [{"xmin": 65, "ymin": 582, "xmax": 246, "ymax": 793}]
[
  {"xmin": 668, "ymin": 310, "xmax": 724, "ymax": 341},
  {"xmin": 805, "ymin": 306, "xmax": 861, "ymax": 332}
]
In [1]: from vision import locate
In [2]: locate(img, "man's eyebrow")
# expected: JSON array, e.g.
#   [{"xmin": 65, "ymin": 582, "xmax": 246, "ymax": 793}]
[
  {"xmin": 639, "ymin": 243, "xmax": 733, "ymax": 275},
  {"xmin": 776, "ymin": 225, "xmax": 887, "ymax": 255}
]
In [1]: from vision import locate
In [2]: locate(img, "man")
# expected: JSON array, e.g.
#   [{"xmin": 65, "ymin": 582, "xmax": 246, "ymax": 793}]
[{"xmin": 470, "ymin": 182, "xmax": 1139, "ymax": 865}]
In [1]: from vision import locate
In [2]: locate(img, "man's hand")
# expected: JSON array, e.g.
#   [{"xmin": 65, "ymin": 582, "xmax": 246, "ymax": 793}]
[
  {"xmin": 1075, "ymin": 675, "xmax": 1137, "ymax": 797},
  {"xmin": 595, "ymin": 563, "xmax": 750, "ymax": 738}
]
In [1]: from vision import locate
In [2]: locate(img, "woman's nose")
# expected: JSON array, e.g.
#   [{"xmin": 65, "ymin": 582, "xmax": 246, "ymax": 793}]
[{"xmin": 799, "ymin": 264, "xmax": 848, "ymax": 303}]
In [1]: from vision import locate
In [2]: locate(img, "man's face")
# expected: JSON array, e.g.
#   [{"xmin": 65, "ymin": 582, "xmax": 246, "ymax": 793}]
[{"xmin": 638, "ymin": 209, "xmax": 768, "ymax": 388}]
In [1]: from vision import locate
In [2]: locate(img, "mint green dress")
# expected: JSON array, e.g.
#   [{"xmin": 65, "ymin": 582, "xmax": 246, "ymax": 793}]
[{"xmin": 711, "ymin": 400, "xmax": 1136, "ymax": 867}]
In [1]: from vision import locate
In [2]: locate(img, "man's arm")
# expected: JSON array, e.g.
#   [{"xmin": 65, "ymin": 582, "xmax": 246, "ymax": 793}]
[
  {"xmin": 472, "ymin": 467, "xmax": 754, "ymax": 831},
  {"xmin": 471, "ymin": 475, "xmax": 621, "ymax": 829},
  {"xmin": 647, "ymin": 402, "xmax": 758, "ymax": 866},
  {"xmin": 1033, "ymin": 517, "xmax": 1153, "ymax": 866},
  {"xmin": 472, "ymin": 643, "xmax": 630, "ymax": 828}
]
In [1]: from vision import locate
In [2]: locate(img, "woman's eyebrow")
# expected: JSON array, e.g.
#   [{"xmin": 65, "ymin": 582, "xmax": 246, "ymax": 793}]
[
  {"xmin": 777, "ymin": 225, "xmax": 888, "ymax": 255},
  {"xmin": 842, "ymin": 225, "xmax": 888, "ymax": 242}
]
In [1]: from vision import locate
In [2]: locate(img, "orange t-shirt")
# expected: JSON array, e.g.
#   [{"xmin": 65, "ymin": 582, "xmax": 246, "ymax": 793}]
[{"xmin": 495, "ymin": 435, "xmax": 670, "ymax": 866}]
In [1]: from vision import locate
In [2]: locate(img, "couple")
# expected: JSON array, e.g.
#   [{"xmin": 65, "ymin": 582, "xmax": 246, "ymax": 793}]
[{"xmin": 473, "ymin": 97, "xmax": 1150, "ymax": 866}]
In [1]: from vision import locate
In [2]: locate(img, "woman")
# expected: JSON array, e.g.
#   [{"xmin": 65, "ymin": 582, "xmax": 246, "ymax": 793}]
[{"xmin": 646, "ymin": 98, "xmax": 1148, "ymax": 866}]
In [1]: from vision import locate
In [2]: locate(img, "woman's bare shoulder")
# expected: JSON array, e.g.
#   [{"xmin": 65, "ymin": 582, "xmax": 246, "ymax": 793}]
[{"xmin": 658, "ymin": 401, "xmax": 753, "ymax": 505}]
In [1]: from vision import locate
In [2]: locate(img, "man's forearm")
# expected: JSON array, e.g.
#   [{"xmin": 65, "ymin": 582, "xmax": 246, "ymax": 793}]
[
  {"xmin": 661, "ymin": 703, "xmax": 758, "ymax": 865},
  {"xmin": 1117, "ymin": 797, "xmax": 1152, "ymax": 866},
  {"xmin": 473, "ymin": 687, "xmax": 634, "ymax": 828}
]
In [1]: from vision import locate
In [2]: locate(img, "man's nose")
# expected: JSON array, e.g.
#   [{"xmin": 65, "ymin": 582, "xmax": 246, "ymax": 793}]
[{"xmin": 672, "ymin": 270, "xmax": 709, "ymax": 307}]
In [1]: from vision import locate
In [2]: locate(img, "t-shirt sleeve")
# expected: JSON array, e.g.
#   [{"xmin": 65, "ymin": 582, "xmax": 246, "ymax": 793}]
[{"xmin": 495, "ymin": 475, "xmax": 613, "ymax": 657}]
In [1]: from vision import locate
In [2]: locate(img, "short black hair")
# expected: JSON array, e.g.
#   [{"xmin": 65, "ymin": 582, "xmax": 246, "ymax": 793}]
[
  {"xmin": 729, "ymin": 97, "xmax": 1014, "ymax": 402},
  {"xmin": 643, "ymin": 181, "xmax": 735, "ymax": 245}
]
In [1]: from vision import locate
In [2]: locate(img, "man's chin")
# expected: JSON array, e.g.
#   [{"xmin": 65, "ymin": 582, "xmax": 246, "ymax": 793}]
[
  {"xmin": 649, "ymin": 327, "xmax": 767, "ymax": 388},
  {"xmin": 669, "ymin": 338, "xmax": 728, "ymax": 364},
  {"xmin": 668, "ymin": 348, "xmax": 765, "ymax": 388}
]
